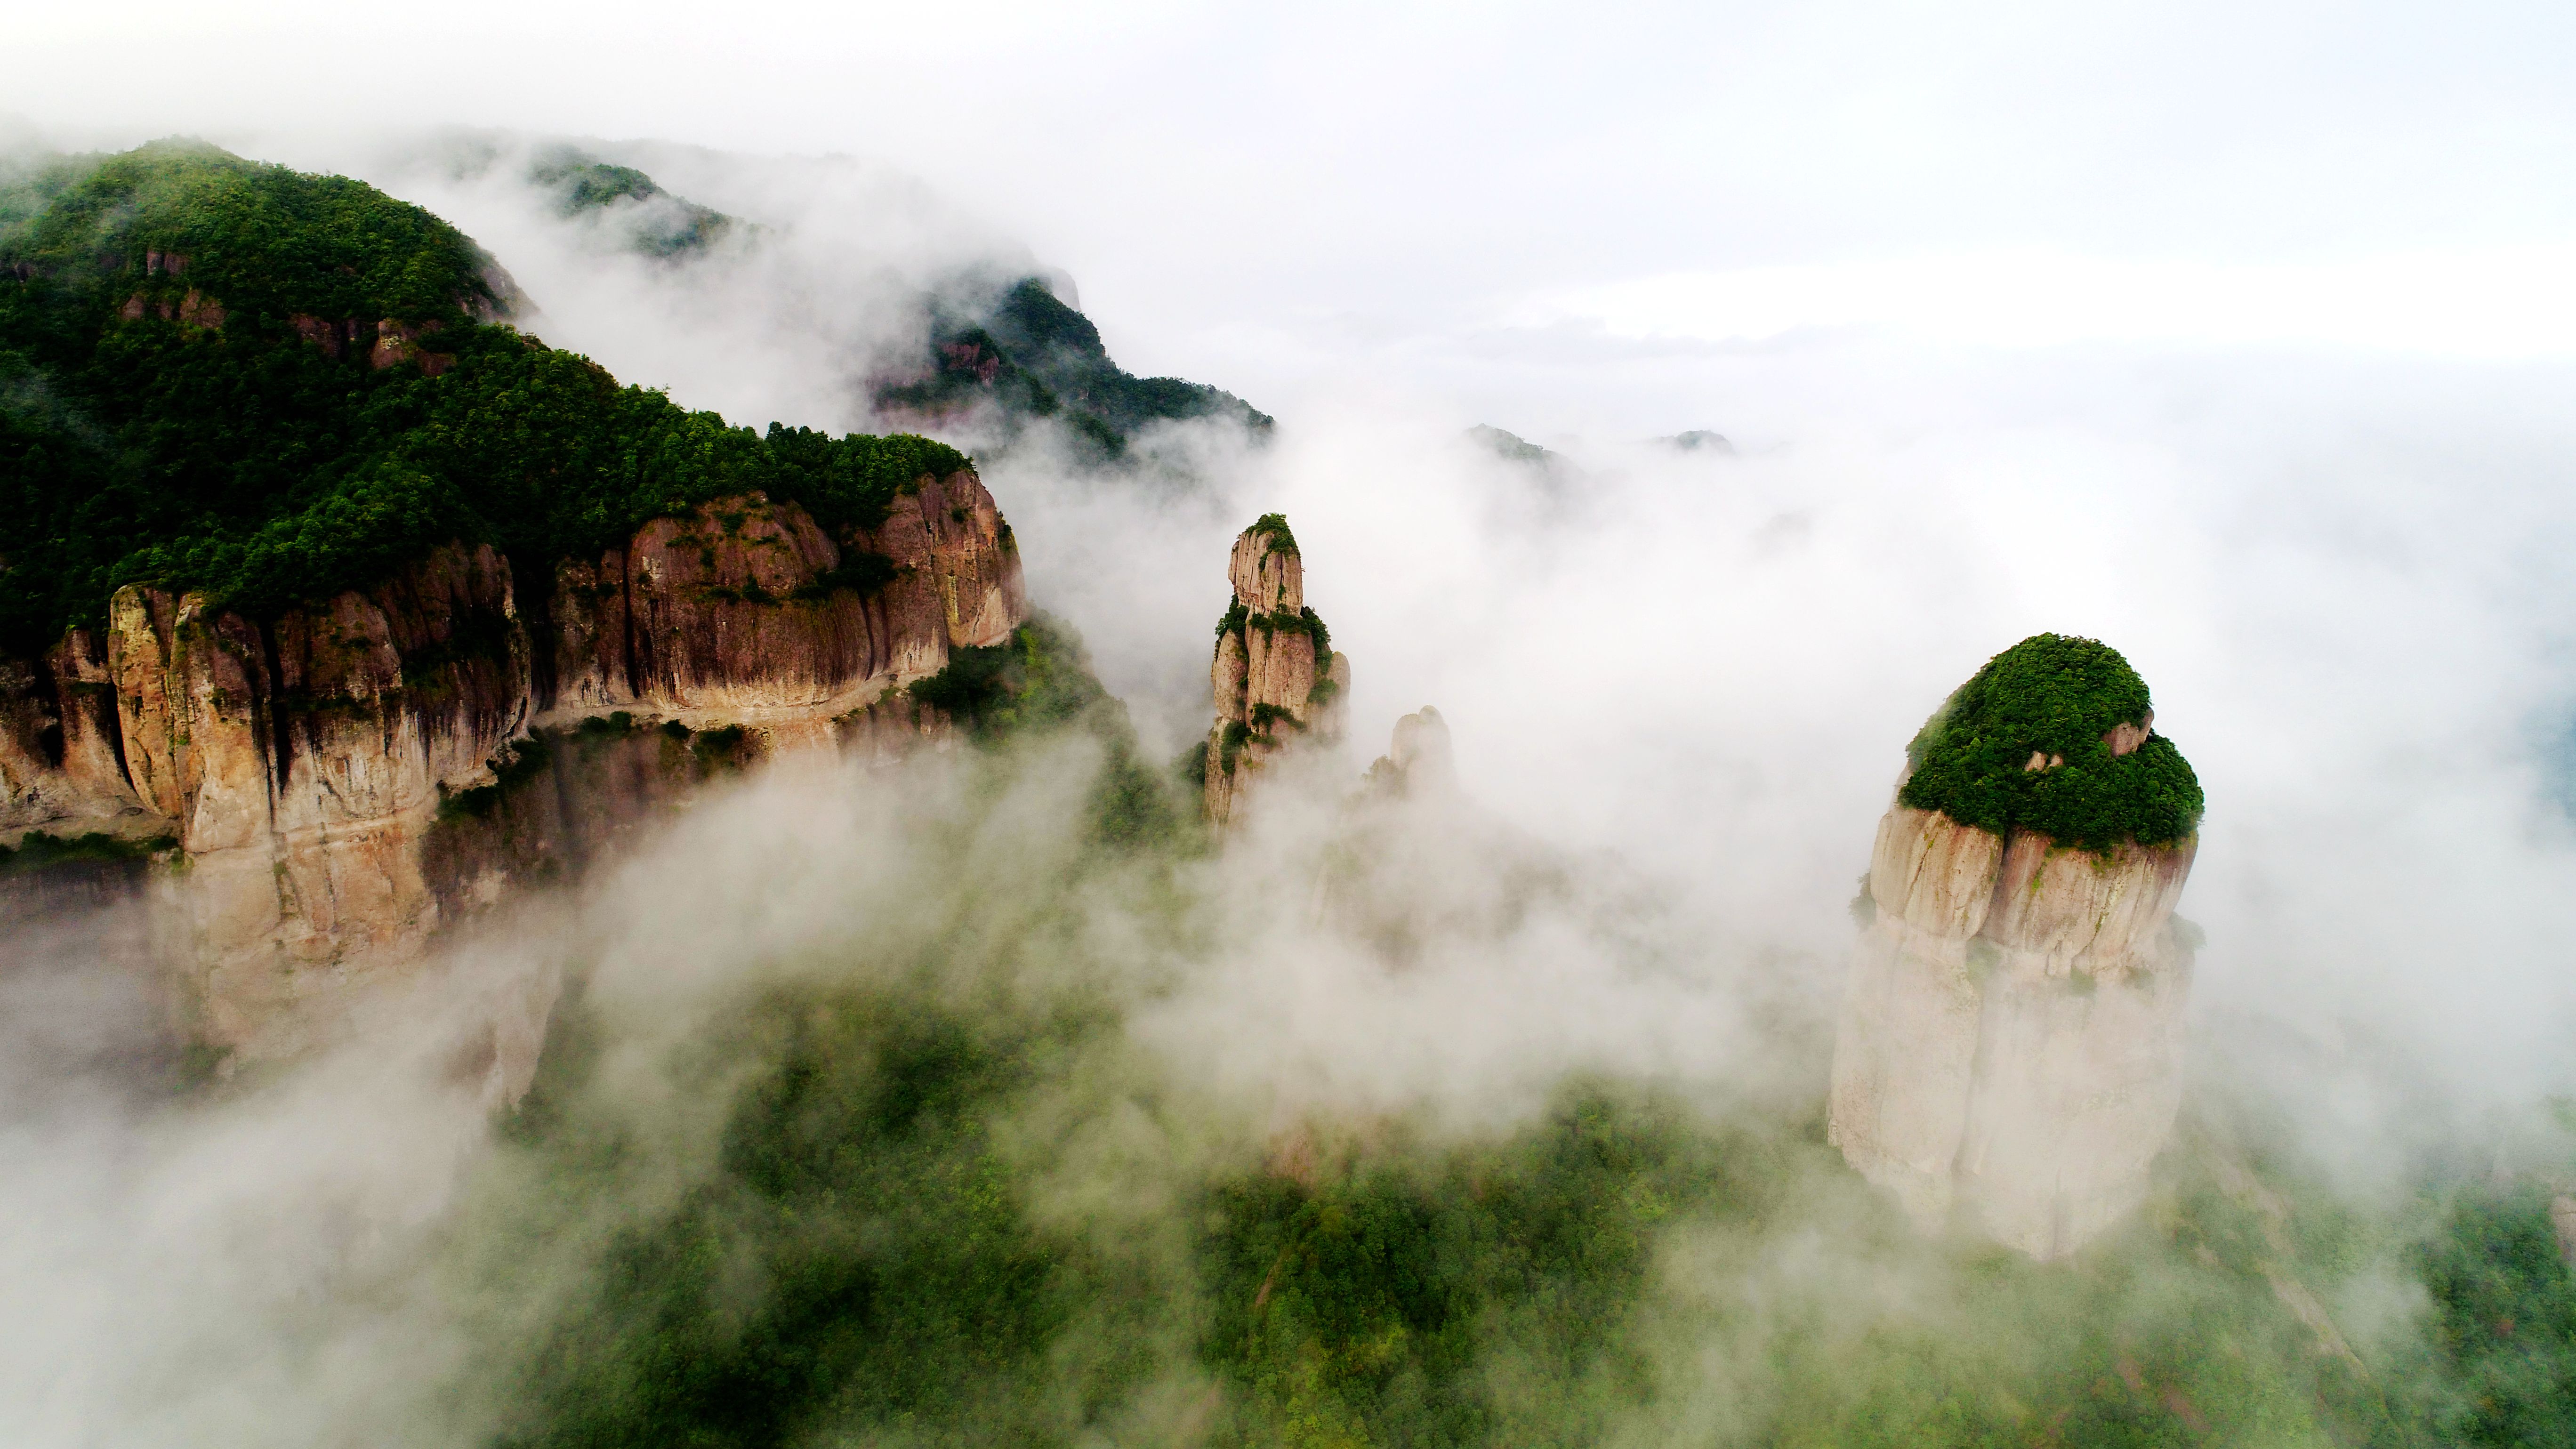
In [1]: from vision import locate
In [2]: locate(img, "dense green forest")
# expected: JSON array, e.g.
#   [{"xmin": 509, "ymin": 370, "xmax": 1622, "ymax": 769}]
[
  {"xmin": 10, "ymin": 138, "xmax": 2568, "ymax": 1449},
  {"xmin": 0, "ymin": 141, "xmax": 964, "ymax": 657},
  {"xmin": 454, "ymin": 678, "xmax": 2576, "ymax": 1448},
  {"xmin": 1900, "ymin": 633, "xmax": 2206, "ymax": 851}
]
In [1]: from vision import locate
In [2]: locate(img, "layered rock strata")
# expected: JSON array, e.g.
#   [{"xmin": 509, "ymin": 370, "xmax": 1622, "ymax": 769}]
[
  {"xmin": 0, "ymin": 471, "xmax": 1023, "ymax": 1058},
  {"xmin": 1202, "ymin": 518, "xmax": 1349, "ymax": 824},
  {"xmin": 1829, "ymin": 712, "xmax": 2200, "ymax": 1259}
]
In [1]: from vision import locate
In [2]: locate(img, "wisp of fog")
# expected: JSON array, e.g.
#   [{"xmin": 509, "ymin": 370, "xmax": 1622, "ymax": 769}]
[{"xmin": 1, "ymin": 132, "xmax": 2573, "ymax": 1445}]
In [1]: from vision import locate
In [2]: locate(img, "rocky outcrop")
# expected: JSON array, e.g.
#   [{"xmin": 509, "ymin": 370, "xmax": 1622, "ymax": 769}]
[
  {"xmin": 91, "ymin": 547, "xmax": 527, "ymax": 1050},
  {"xmin": 0, "ymin": 471, "xmax": 1024, "ymax": 1059},
  {"xmin": 1830, "ymin": 799, "xmax": 2199, "ymax": 1259},
  {"xmin": 1363, "ymin": 707, "xmax": 1454, "ymax": 799},
  {"xmin": 542, "ymin": 473, "xmax": 1022, "ymax": 722},
  {"xmin": 1, "ymin": 631, "xmax": 153, "ymax": 833},
  {"xmin": 1202, "ymin": 517, "xmax": 1348, "ymax": 824}
]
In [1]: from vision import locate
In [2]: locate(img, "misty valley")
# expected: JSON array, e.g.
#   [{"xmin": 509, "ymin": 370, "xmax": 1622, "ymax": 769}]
[{"xmin": 3, "ymin": 139, "xmax": 2574, "ymax": 1449}]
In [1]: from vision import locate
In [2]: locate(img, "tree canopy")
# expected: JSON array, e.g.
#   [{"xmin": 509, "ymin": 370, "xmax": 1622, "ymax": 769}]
[
  {"xmin": 1897, "ymin": 633, "xmax": 2204, "ymax": 850},
  {"xmin": 0, "ymin": 143, "xmax": 966, "ymax": 655}
]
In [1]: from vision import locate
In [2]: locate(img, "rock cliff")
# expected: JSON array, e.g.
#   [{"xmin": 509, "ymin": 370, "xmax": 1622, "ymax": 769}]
[
  {"xmin": 1828, "ymin": 636, "xmax": 2203, "ymax": 1259},
  {"xmin": 0, "ymin": 471, "xmax": 1023, "ymax": 1059},
  {"xmin": 1363, "ymin": 707, "xmax": 1455, "ymax": 799},
  {"xmin": 1202, "ymin": 515, "xmax": 1348, "ymax": 823}
]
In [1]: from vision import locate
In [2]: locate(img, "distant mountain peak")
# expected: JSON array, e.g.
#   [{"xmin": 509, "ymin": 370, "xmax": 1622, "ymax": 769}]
[{"xmin": 1465, "ymin": 424, "xmax": 1555, "ymax": 464}]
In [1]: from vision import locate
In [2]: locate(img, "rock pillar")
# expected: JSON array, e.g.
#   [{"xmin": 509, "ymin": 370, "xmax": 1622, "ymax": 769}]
[
  {"xmin": 1828, "ymin": 635, "xmax": 2203, "ymax": 1258},
  {"xmin": 1203, "ymin": 515, "xmax": 1347, "ymax": 824}
]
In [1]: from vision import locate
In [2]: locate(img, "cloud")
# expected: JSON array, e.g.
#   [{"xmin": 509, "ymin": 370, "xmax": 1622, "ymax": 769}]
[
  {"xmin": 4, "ymin": 116, "xmax": 2576, "ymax": 1441},
  {"xmin": 1514, "ymin": 245, "xmax": 2576, "ymax": 357}
]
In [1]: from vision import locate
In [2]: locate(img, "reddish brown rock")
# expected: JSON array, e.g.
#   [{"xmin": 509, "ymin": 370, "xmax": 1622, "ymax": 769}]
[
  {"xmin": 45, "ymin": 628, "xmax": 145, "ymax": 817},
  {"xmin": 0, "ymin": 655, "xmax": 62, "ymax": 829},
  {"xmin": 624, "ymin": 498, "xmax": 883, "ymax": 712},
  {"xmin": 9, "ymin": 461, "xmax": 1024, "ymax": 1060},
  {"xmin": 369, "ymin": 318, "xmax": 420, "ymax": 370},
  {"xmin": 368, "ymin": 318, "xmax": 452, "ymax": 372},
  {"xmin": 1202, "ymin": 518, "xmax": 1348, "ymax": 824},
  {"xmin": 107, "ymin": 587, "xmax": 190, "ymax": 821},
  {"xmin": 176, "ymin": 289, "xmax": 224, "ymax": 329},
  {"xmin": 287, "ymin": 313, "xmax": 343, "ymax": 358},
  {"xmin": 551, "ymin": 472, "xmax": 1023, "ymax": 721},
  {"xmin": 867, "ymin": 469, "xmax": 1026, "ymax": 669},
  {"xmin": 547, "ymin": 550, "xmax": 635, "ymax": 712}
]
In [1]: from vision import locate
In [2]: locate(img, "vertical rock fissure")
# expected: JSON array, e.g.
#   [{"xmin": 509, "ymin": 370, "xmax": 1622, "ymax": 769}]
[
  {"xmin": 28, "ymin": 654, "xmax": 67, "ymax": 770},
  {"xmin": 515, "ymin": 549, "xmax": 561, "ymax": 713},
  {"xmin": 258, "ymin": 620, "xmax": 294, "ymax": 799}
]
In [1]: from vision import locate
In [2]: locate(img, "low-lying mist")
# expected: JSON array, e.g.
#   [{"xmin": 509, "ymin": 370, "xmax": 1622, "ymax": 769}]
[
  {"xmin": 4, "ymin": 131, "xmax": 2574, "ymax": 1445},
  {"xmin": 4, "ymin": 699, "xmax": 2560, "ymax": 1443}
]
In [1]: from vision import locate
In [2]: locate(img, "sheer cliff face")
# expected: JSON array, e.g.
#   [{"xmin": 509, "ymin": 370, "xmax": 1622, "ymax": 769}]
[
  {"xmin": 545, "ymin": 471, "xmax": 1024, "ymax": 720},
  {"xmin": 1203, "ymin": 521, "xmax": 1348, "ymax": 824},
  {"xmin": 1829, "ymin": 720, "xmax": 2200, "ymax": 1260},
  {"xmin": 0, "ymin": 472, "xmax": 1023, "ymax": 1058}
]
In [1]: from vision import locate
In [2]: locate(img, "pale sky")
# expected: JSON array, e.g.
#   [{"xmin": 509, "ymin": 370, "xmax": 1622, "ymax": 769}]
[{"xmin": 10, "ymin": 0, "xmax": 2576, "ymax": 426}]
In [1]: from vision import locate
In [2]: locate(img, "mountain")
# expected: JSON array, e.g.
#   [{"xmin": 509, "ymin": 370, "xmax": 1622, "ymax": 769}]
[
  {"xmin": 523, "ymin": 145, "xmax": 741, "ymax": 258},
  {"xmin": 1661, "ymin": 428, "xmax": 1734, "ymax": 453},
  {"xmin": 1829, "ymin": 634, "xmax": 2206, "ymax": 1256},
  {"xmin": 0, "ymin": 141, "xmax": 1088, "ymax": 1060},
  {"xmin": 370, "ymin": 134, "xmax": 1267, "ymax": 463},
  {"xmin": 877, "ymin": 274, "xmax": 1273, "ymax": 456},
  {"xmin": 6, "ymin": 139, "xmax": 2575, "ymax": 1449},
  {"xmin": 1465, "ymin": 422, "xmax": 1556, "ymax": 464}
]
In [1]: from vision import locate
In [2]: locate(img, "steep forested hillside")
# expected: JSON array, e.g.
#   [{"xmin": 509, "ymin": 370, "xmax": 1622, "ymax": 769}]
[
  {"xmin": 0, "ymin": 141, "xmax": 963, "ymax": 657},
  {"xmin": 879, "ymin": 276, "xmax": 1273, "ymax": 455}
]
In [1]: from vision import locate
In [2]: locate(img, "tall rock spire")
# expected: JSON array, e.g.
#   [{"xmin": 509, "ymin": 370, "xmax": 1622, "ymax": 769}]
[
  {"xmin": 1828, "ymin": 634, "xmax": 2204, "ymax": 1259},
  {"xmin": 1203, "ymin": 515, "xmax": 1348, "ymax": 823}
]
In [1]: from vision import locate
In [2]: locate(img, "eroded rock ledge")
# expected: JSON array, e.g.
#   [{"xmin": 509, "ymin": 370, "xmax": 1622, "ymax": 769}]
[{"xmin": 0, "ymin": 470, "xmax": 1023, "ymax": 1058}]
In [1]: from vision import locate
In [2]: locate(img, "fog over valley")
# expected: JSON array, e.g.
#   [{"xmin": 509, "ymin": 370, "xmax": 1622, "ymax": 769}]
[{"xmin": 3, "ymin": 5, "xmax": 2575, "ymax": 1444}]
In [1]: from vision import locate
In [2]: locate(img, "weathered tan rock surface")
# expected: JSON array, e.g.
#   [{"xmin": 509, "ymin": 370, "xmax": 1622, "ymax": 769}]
[
  {"xmin": 1365, "ymin": 706, "xmax": 1454, "ymax": 799},
  {"xmin": 1202, "ymin": 520, "xmax": 1347, "ymax": 824},
  {"xmin": 1829, "ymin": 804, "xmax": 2199, "ymax": 1258},
  {"xmin": 0, "ymin": 471, "xmax": 1026, "ymax": 1062}
]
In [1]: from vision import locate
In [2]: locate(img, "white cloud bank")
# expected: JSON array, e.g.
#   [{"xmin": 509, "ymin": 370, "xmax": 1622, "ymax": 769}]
[{"xmin": 1517, "ymin": 244, "xmax": 2576, "ymax": 357}]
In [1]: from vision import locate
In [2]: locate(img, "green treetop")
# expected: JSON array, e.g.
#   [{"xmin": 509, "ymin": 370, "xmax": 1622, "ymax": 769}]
[
  {"xmin": 1248, "ymin": 512, "xmax": 1297, "ymax": 555},
  {"xmin": 1896, "ymin": 633, "xmax": 2203, "ymax": 851}
]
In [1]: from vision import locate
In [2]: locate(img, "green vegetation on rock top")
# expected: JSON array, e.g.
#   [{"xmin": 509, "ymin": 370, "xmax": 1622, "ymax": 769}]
[
  {"xmin": 0, "ymin": 143, "xmax": 967, "ymax": 655},
  {"xmin": 1247, "ymin": 511, "xmax": 1297, "ymax": 555},
  {"xmin": 1897, "ymin": 632, "xmax": 2204, "ymax": 850}
]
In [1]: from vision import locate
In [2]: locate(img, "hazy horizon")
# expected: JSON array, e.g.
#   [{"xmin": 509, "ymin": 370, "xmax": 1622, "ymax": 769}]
[{"xmin": 4, "ymin": 6, "xmax": 2575, "ymax": 1442}]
